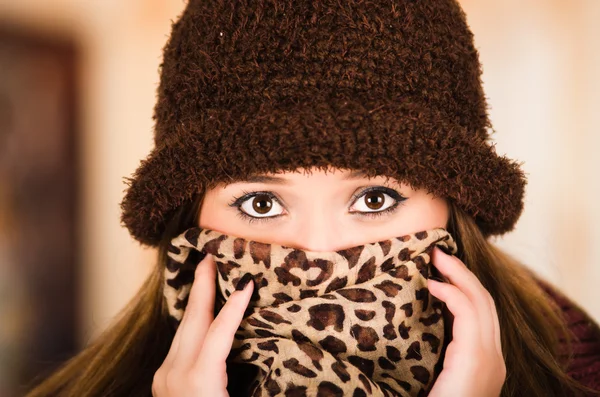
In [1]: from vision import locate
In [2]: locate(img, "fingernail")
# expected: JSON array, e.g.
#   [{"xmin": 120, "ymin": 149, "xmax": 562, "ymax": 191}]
[
  {"xmin": 437, "ymin": 245, "xmax": 452, "ymax": 256},
  {"xmin": 196, "ymin": 251, "xmax": 209, "ymax": 263},
  {"xmin": 194, "ymin": 253, "xmax": 211, "ymax": 274},
  {"xmin": 235, "ymin": 273, "xmax": 253, "ymax": 291}
]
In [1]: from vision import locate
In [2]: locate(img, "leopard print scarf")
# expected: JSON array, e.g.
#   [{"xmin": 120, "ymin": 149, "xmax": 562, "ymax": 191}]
[{"xmin": 165, "ymin": 227, "xmax": 457, "ymax": 396}]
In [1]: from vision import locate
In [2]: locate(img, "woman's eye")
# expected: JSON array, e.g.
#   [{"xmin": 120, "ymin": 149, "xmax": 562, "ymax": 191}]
[
  {"xmin": 239, "ymin": 194, "xmax": 285, "ymax": 218},
  {"xmin": 350, "ymin": 190, "xmax": 398, "ymax": 213}
]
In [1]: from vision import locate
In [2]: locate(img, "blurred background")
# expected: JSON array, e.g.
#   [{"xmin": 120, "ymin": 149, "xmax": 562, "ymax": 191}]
[{"xmin": 0, "ymin": 0, "xmax": 598, "ymax": 395}]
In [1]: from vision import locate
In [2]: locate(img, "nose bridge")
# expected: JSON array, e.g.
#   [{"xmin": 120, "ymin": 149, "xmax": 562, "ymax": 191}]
[{"xmin": 292, "ymin": 207, "xmax": 342, "ymax": 252}]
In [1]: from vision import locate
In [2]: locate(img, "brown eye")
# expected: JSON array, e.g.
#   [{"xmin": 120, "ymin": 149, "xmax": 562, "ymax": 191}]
[
  {"xmin": 252, "ymin": 194, "xmax": 272, "ymax": 214},
  {"xmin": 238, "ymin": 192, "xmax": 285, "ymax": 218},
  {"xmin": 349, "ymin": 187, "xmax": 401, "ymax": 214},
  {"xmin": 364, "ymin": 191, "xmax": 385, "ymax": 210}
]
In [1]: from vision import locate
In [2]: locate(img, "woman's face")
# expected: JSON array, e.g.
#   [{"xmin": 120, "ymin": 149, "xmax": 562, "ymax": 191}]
[{"xmin": 199, "ymin": 167, "xmax": 449, "ymax": 251}]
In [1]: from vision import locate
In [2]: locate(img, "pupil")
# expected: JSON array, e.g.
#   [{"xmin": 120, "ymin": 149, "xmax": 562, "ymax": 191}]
[
  {"xmin": 365, "ymin": 192, "xmax": 384, "ymax": 210},
  {"xmin": 252, "ymin": 195, "xmax": 272, "ymax": 214}
]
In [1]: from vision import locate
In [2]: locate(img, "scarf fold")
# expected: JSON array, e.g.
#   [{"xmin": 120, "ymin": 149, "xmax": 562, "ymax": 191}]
[{"xmin": 165, "ymin": 227, "xmax": 457, "ymax": 396}]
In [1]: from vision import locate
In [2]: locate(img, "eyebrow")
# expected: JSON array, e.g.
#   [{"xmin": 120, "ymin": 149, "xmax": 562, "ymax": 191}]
[
  {"xmin": 343, "ymin": 170, "xmax": 370, "ymax": 180},
  {"xmin": 238, "ymin": 175, "xmax": 290, "ymax": 185},
  {"xmin": 233, "ymin": 170, "xmax": 372, "ymax": 185}
]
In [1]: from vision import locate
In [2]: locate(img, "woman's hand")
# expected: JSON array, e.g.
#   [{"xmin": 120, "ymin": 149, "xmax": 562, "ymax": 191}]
[
  {"xmin": 152, "ymin": 254, "xmax": 254, "ymax": 397},
  {"xmin": 427, "ymin": 247, "xmax": 506, "ymax": 397}
]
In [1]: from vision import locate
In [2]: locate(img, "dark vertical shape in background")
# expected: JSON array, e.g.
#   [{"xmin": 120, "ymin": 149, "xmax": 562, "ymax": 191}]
[{"xmin": 0, "ymin": 24, "xmax": 80, "ymax": 397}]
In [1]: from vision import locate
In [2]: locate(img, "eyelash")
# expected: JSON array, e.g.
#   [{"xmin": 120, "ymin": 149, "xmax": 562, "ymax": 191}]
[
  {"xmin": 349, "ymin": 186, "xmax": 406, "ymax": 219},
  {"xmin": 228, "ymin": 187, "xmax": 407, "ymax": 224},
  {"xmin": 229, "ymin": 190, "xmax": 281, "ymax": 224}
]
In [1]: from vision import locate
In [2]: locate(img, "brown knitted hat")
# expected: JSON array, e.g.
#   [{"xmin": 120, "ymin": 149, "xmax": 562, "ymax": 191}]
[{"xmin": 120, "ymin": 0, "xmax": 527, "ymax": 247}]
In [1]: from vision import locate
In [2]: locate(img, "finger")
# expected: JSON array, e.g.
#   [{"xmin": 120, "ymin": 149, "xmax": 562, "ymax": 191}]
[
  {"xmin": 427, "ymin": 278, "xmax": 480, "ymax": 350},
  {"xmin": 169, "ymin": 253, "xmax": 217, "ymax": 369},
  {"xmin": 195, "ymin": 275, "xmax": 254, "ymax": 373},
  {"xmin": 432, "ymin": 247, "xmax": 496, "ymax": 350},
  {"xmin": 163, "ymin": 254, "xmax": 209, "ymax": 365},
  {"xmin": 162, "ymin": 253, "xmax": 213, "ymax": 368}
]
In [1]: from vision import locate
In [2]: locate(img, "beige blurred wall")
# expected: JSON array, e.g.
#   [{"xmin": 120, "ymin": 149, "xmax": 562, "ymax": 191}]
[
  {"xmin": 0, "ymin": 0, "xmax": 180, "ymax": 343},
  {"xmin": 0, "ymin": 0, "xmax": 598, "ymax": 344},
  {"xmin": 459, "ymin": 0, "xmax": 600, "ymax": 322}
]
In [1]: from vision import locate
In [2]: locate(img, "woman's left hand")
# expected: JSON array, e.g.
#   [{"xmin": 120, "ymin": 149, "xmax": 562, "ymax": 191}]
[{"xmin": 426, "ymin": 247, "xmax": 506, "ymax": 397}]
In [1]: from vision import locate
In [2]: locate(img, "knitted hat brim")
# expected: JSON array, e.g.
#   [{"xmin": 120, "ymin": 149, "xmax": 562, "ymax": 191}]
[{"xmin": 120, "ymin": 93, "xmax": 526, "ymax": 247}]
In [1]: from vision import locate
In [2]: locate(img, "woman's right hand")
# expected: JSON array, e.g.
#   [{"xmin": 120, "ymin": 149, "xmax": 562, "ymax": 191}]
[{"xmin": 152, "ymin": 254, "xmax": 254, "ymax": 397}]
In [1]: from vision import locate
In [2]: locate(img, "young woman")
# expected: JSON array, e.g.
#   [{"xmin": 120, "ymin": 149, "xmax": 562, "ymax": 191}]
[{"xmin": 26, "ymin": 0, "xmax": 600, "ymax": 396}]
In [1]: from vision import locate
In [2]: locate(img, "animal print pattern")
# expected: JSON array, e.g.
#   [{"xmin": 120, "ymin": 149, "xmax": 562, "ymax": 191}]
[{"xmin": 165, "ymin": 227, "xmax": 457, "ymax": 396}]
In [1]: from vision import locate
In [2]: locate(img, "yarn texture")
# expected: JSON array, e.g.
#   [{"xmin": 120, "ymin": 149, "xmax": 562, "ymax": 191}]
[{"xmin": 120, "ymin": 0, "xmax": 527, "ymax": 246}]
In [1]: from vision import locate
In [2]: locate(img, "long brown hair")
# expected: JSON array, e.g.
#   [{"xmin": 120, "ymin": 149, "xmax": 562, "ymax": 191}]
[{"xmin": 24, "ymin": 197, "xmax": 597, "ymax": 397}]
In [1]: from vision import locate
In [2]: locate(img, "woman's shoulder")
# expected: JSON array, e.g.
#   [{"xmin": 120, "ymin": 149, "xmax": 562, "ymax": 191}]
[{"xmin": 533, "ymin": 275, "xmax": 600, "ymax": 391}]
